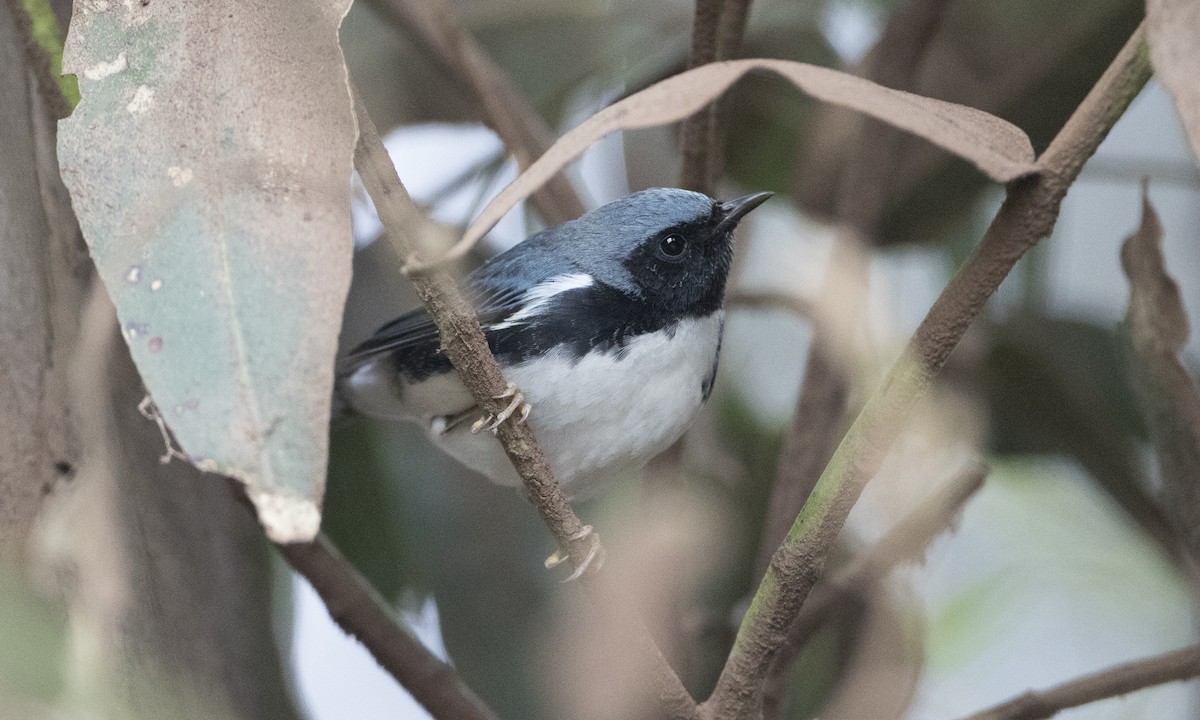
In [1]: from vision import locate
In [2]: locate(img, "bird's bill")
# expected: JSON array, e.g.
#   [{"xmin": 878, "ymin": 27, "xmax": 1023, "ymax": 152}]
[{"xmin": 715, "ymin": 191, "xmax": 773, "ymax": 233}]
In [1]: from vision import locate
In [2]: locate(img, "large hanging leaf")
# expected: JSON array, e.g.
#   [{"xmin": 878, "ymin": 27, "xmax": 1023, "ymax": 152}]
[
  {"xmin": 58, "ymin": 0, "xmax": 357, "ymax": 542},
  {"xmin": 1120, "ymin": 191, "xmax": 1200, "ymax": 560},
  {"xmin": 421, "ymin": 57, "xmax": 1037, "ymax": 268}
]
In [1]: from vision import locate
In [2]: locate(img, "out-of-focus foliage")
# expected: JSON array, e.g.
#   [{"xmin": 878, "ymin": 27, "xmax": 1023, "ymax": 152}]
[
  {"xmin": 1120, "ymin": 194, "xmax": 1200, "ymax": 562},
  {"xmin": 972, "ymin": 313, "xmax": 1180, "ymax": 558},
  {"xmin": 797, "ymin": 0, "xmax": 1143, "ymax": 246},
  {"xmin": 0, "ymin": 560, "xmax": 66, "ymax": 707}
]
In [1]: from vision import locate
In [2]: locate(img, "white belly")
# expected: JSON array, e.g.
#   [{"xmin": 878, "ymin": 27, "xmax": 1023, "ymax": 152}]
[{"xmin": 431, "ymin": 312, "xmax": 724, "ymax": 492}]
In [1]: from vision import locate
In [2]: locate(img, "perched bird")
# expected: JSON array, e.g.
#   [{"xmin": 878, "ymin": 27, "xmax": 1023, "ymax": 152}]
[{"xmin": 339, "ymin": 187, "xmax": 771, "ymax": 496}]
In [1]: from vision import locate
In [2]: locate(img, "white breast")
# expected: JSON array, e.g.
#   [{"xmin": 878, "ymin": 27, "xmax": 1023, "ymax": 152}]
[{"xmin": 430, "ymin": 311, "xmax": 725, "ymax": 492}]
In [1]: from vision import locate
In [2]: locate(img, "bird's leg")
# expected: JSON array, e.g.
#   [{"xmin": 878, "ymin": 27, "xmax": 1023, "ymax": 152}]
[
  {"xmin": 544, "ymin": 525, "xmax": 605, "ymax": 582},
  {"xmin": 470, "ymin": 382, "xmax": 532, "ymax": 434}
]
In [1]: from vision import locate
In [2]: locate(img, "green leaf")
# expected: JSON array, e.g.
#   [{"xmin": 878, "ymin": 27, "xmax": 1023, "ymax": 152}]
[{"xmin": 57, "ymin": 1, "xmax": 357, "ymax": 541}]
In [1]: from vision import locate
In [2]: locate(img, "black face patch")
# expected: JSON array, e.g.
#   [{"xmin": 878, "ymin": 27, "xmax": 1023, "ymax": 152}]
[{"xmin": 619, "ymin": 203, "xmax": 734, "ymax": 322}]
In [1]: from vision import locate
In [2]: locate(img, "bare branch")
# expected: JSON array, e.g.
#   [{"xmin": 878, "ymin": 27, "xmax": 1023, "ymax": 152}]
[
  {"xmin": 680, "ymin": 0, "xmax": 725, "ymax": 194},
  {"xmin": 279, "ymin": 535, "xmax": 499, "ymax": 720},
  {"xmin": 959, "ymin": 644, "xmax": 1200, "ymax": 720},
  {"xmin": 350, "ymin": 84, "xmax": 699, "ymax": 719},
  {"xmin": 702, "ymin": 23, "xmax": 1153, "ymax": 719},
  {"xmin": 369, "ymin": 0, "xmax": 585, "ymax": 226}
]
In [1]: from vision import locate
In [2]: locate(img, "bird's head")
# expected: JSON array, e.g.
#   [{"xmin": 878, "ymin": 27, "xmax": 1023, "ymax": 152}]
[{"xmin": 558, "ymin": 187, "xmax": 772, "ymax": 316}]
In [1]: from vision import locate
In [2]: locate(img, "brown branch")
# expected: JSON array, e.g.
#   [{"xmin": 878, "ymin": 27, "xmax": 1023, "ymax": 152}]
[
  {"xmin": 279, "ymin": 535, "xmax": 499, "ymax": 720},
  {"xmin": 959, "ymin": 644, "xmax": 1200, "ymax": 720},
  {"xmin": 702, "ymin": 23, "xmax": 1152, "ymax": 720},
  {"xmin": 350, "ymin": 85, "xmax": 699, "ymax": 720},
  {"xmin": 762, "ymin": 463, "xmax": 987, "ymax": 718},
  {"xmin": 369, "ymin": 0, "xmax": 585, "ymax": 226},
  {"xmin": 679, "ymin": 0, "xmax": 725, "ymax": 194}
]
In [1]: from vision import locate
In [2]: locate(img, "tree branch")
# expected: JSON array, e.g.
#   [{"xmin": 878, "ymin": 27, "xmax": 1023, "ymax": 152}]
[
  {"xmin": 958, "ymin": 644, "xmax": 1200, "ymax": 720},
  {"xmin": 702, "ymin": 22, "xmax": 1152, "ymax": 719},
  {"xmin": 279, "ymin": 535, "xmax": 499, "ymax": 720},
  {"xmin": 350, "ymin": 84, "xmax": 699, "ymax": 719},
  {"xmin": 679, "ymin": 0, "xmax": 725, "ymax": 194},
  {"xmin": 368, "ymin": 0, "xmax": 586, "ymax": 226}
]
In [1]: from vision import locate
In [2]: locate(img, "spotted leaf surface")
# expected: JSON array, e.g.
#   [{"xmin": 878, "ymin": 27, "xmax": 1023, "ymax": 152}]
[{"xmin": 58, "ymin": 0, "xmax": 356, "ymax": 542}]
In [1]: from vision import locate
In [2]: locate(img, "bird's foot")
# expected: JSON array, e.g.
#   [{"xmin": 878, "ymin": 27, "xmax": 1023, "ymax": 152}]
[
  {"xmin": 544, "ymin": 525, "xmax": 605, "ymax": 582},
  {"xmin": 470, "ymin": 382, "xmax": 532, "ymax": 434}
]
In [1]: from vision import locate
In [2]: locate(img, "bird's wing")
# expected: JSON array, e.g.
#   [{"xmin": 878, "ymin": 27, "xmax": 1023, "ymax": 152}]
[{"xmin": 344, "ymin": 277, "xmax": 529, "ymax": 363}]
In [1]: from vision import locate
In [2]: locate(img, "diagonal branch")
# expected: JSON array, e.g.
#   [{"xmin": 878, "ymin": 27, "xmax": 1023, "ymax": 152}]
[
  {"xmin": 958, "ymin": 643, "xmax": 1200, "ymax": 720},
  {"xmin": 702, "ymin": 22, "xmax": 1152, "ymax": 719},
  {"xmin": 349, "ymin": 84, "xmax": 699, "ymax": 720},
  {"xmin": 279, "ymin": 535, "xmax": 499, "ymax": 720},
  {"xmin": 368, "ymin": 0, "xmax": 585, "ymax": 226}
]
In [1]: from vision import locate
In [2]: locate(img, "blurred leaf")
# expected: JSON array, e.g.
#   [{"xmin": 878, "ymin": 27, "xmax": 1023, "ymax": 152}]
[
  {"xmin": 798, "ymin": 0, "xmax": 1142, "ymax": 246},
  {"xmin": 322, "ymin": 420, "xmax": 414, "ymax": 601},
  {"xmin": 722, "ymin": 14, "xmax": 839, "ymax": 194},
  {"xmin": 434, "ymin": 56, "xmax": 1037, "ymax": 267},
  {"xmin": 781, "ymin": 601, "xmax": 864, "ymax": 719},
  {"xmin": 815, "ymin": 585, "xmax": 923, "ymax": 720},
  {"xmin": 58, "ymin": 0, "xmax": 357, "ymax": 542},
  {"xmin": 19, "ymin": 0, "xmax": 78, "ymax": 109},
  {"xmin": 1147, "ymin": 0, "xmax": 1200, "ymax": 164},
  {"xmin": 0, "ymin": 560, "xmax": 66, "ymax": 703},
  {"xmin": 1120, "ymin": 192, "xmax": 1200, "ymax": 560},
  {"xmin": 975, "ymin": 312, "xmax": 1178, "ymax": 557},
  {"xmin": 342, "ymin": 2, "xmax": 477, "ymax": 131}
]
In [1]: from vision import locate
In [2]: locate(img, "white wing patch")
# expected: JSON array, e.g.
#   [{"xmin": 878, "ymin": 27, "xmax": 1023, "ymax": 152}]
[{"xmin": 490, "ymin": 273, "xmax": 594, "ymax": 331}]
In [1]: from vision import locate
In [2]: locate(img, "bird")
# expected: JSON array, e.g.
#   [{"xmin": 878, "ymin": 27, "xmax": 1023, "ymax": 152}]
[{"xmin": 338, "ymin": 187, "xmax": 771, "ymax": 497}]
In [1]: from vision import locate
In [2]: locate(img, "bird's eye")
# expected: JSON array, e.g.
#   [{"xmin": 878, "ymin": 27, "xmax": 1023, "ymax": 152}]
[{"xmin": 657, "ymin": 234, "xmax": 687, "ymax": 260}]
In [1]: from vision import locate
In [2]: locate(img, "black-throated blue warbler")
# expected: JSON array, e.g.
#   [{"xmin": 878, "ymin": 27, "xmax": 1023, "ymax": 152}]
[{"xmin": 339, "ymin": 187, "xmax": 771, "ymax": 495}]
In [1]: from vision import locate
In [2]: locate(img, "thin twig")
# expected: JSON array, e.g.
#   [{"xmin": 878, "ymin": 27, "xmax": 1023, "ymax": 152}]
[
  {"xmin": 279, "ymin": 535, "xmax": 499, "ymax": 720},
  {"xmin": 370, "ymin": 0, "xmax": 585, "ymax": 226},
  {"xmin": 702, "ymin": 23, "xmax": 1153, "ymax": 719},
  {"xmin": 679, "ymin": 0, "xmax": 725, "ymax": 194},
  {"xmin": 350, "ymin": 84, "xmax": 699, "ymax": 720},
  {"xmin": 762, "ymin": 464, "xmax": 987, "ymax": 717},
  {"xmin": 958, "ymin": 644, "xmax": 1200, "ymax": 720}
]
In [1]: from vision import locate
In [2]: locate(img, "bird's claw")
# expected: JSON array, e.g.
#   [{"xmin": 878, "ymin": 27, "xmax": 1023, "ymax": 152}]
[
  {"xmin": 544, "ymin": 525, "xmax": 605, "ymax": 582},
  {"xmin": 470, "ymin": 382, "xmax": 532, "ymax": 434}
]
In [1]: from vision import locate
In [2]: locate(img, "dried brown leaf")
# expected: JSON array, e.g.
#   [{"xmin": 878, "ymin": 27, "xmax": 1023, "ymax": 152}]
[
  {"xmin": 416, "ymin": 58, "xmax": 1037, "ymax": 270},
  {"xmin": 1120, "ymin": 189, "xmax": 1200, "ymax": 558},
  {"xmin": 1147, "ymin": 0, "xmax": 1200, "ymax": 164}
]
